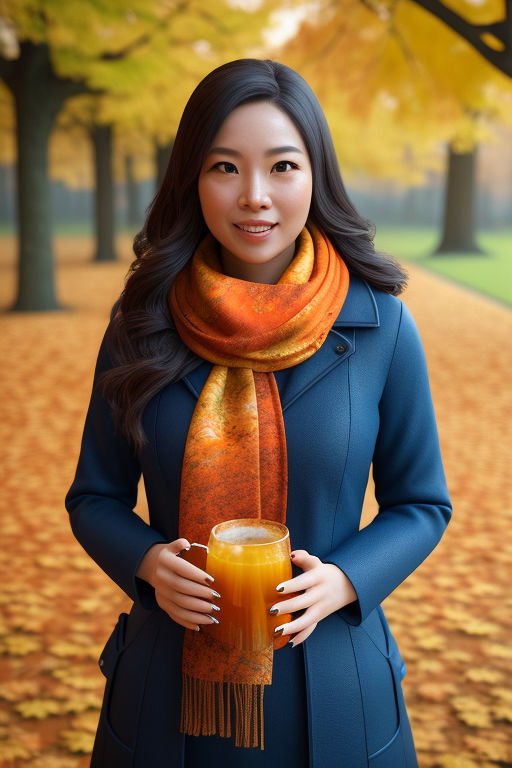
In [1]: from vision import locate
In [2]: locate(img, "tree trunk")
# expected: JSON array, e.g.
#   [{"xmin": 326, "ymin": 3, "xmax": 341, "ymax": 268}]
[
  {"xmin": 435, "ymin": 145, "xmax": 484, "ymax": 254},
  {"xmin": 155, "ymin": 139, "xmax": 173, "ymax": 190},
  {"xmin": 125, "ymin": 153, "xmax": 141, "ymax": 228},
  {"xmin": 403, "ymin": 187, "xmax": 419, "ymax": 225},
  {"xmin": 0, "ymin": 165, "xmax": 12, "ymax": 224},
  {"xmin": 91, "ymin": 123, "xmax": 116, "ymax": 261},
  {"xmin": 0, "ymin": 41, "xmax": 87, "ymax": 311}
]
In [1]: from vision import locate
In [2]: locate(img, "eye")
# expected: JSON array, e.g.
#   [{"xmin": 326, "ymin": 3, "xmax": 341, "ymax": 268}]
[
  {"xmin": 213, "ymin": 161, "xmax": 238, "ymax": 174},
  {"xmin": 273, "ymin": 161, "xmax": 299, "ymax": 173}
]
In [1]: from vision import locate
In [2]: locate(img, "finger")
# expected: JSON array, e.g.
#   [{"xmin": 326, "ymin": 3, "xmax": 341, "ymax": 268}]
[
  {"xmin": 275, "ymin": 571, "xmax": 317, "ymax": 594},
  {"xmin": 157, "ymin": 600, "xmax": 201, "ymax": 632},
  {"xmin": 288, "ymin": 623, "xmax": 317, "ymax": 647},
  {"xmin": 290, "ymin": 550, "xmax": 321, "ymax": 570},
  {"xmin": 170, "ymin": 590, "xmax": 220, "ymax": 615},
  {"xmin": 167, "ymin": 538, "xmax": 192, "ymax": 555},
  {"xmin": 160, "ymin": 546, "xmax": 215, "ymax": 586},
  {"xmin": 159, "ymin": 571, "xmax": 221, "ymax": 602},
  {"xmin": 270, "ymin": 589, "xmax": 317, "ymax": 616},
  {"xmin": 274, "ymin": 608, "xmax": 319, "ymax": 637},
  {"xmin": 167, "ymin": 601, "xmax": 220, "ymax": 627}
]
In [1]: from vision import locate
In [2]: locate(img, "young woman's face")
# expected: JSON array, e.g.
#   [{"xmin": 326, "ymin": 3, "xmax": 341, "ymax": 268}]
[{"xmin": 198, "ymin": 101, "xmax": 313, "ymax": 284}]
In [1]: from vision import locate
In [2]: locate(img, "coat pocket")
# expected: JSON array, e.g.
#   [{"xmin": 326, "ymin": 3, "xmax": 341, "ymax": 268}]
[
  {"xmin": 92, "ymin": 612, "xmax": 134, "ymax": 767},
  {"xmin": 93, "ymin": 607, "xmax": 159, "ymax": 765},
  {"xmin": 350, "ymin": 607, "xmax": 405, "ymax": 761}
]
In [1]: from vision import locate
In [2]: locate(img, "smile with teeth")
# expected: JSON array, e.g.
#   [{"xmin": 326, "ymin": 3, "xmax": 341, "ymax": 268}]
[{"xmin": 235, "ymin": 224, "xmax": 275, "ymax": 233}]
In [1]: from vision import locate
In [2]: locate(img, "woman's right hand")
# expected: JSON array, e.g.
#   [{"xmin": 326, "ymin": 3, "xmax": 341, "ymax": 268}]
[{"xmin": 137, "ymin": 538, "xmax": 220, "ymax": 631}]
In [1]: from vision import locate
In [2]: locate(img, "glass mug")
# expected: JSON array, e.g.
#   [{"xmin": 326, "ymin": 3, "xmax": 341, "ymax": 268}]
[{"xmin": 180, "ymin": 519, "xmax": 293, "ymax": 651}]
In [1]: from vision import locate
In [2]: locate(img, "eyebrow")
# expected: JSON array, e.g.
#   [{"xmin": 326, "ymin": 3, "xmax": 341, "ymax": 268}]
[{"xmin": 207, "ymin": 145, "xmax": 304, "ymax": 157}]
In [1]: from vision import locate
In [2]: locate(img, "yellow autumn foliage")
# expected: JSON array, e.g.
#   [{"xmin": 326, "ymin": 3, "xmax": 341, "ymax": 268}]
[
  {"xmin": 1, "ymin": 0, "xmax": 285, "ymax": 185},
  {"xmin": 276, "ymin": 0, "xmax": 512, "ymax": 181}
]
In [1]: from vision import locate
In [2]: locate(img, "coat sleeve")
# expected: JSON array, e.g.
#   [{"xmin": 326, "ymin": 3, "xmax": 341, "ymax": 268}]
[
  {"xmin": 325, "ymin": 301, "xmax": 452, "ymax": 625},
  {"xmin": 64, "ymin": 327, "xmax": 168, "ymax": 609}
]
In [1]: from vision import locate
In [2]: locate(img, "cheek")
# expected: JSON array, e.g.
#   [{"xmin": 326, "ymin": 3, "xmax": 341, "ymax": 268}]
[
  {"xmin": 198, "ymin": 181, "xmax": 214, "ymax": 224},
  {"xmin": 199, "ymin": 181, "xmax": 231, "ymax": 225},
  {"xmin": 281, "ymin": 178, "xmax": 312, "ymax": 219}
]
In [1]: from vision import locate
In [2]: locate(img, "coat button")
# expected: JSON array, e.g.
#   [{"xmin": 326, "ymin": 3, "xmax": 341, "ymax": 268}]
[{"xmin": 335, "ymin": 344, "xmax": 346, "ymax": 354}]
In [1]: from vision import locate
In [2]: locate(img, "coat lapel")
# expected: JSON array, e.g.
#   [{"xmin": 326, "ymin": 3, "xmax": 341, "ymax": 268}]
[
  {"xmin": 181, "ymin": 361, "xmax": 210, "ymax": 401},
  {"xmin": 182, "ymin": 276, "xmax": 379, "ymax": 409},
  {"xmin": 334, "ymin": 273, "xmax": 379, "ymax": 328}
]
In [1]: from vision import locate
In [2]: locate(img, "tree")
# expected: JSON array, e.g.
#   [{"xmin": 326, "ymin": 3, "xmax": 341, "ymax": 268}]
[
  {"xmin": 276, "ymin": 0, "xmax": 512, "ymax": 251},
  {"xmin": 435, "ymin": 143, "xmax": 483, "ymax": 253},
  {"xmin": 0, "ymin": 0, "xmax": 282, "ymax": 310},
  {"xmin": 0, "ymin": 39, "xmax": 88, "ymax": 309},
  {"xmin": 124, "ymin": 154, "xmax": 141, "ymax": 228}
]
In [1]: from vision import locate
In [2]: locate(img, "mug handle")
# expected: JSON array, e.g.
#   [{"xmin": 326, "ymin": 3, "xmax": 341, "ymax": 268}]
[{"xmin": 177, "ymin": 542, "xmax": 209, "ymax": 571}]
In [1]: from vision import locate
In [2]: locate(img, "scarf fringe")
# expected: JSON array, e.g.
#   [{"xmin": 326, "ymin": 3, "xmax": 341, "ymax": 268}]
[{"xmin": 180, "ymin": 674, "xmax": 265, "ymax": 750}]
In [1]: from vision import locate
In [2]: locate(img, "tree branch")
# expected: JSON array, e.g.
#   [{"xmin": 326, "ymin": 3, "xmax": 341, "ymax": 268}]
[
  {"xmin": 101, "ymin": 33, "xmax": 152, "ymax": 61},
  {"xmin": 408, "ymin": 0, "xmax": 512, "ymax": 77},
  {"xmin": 100, "ymin": 0, "xmax": 192, "ymax": 61}
]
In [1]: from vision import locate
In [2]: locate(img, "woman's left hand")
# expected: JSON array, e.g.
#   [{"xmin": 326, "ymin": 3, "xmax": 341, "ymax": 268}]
[{"xmin": 271, "ymin": 550, "xmax": 358, "ymax": 647}]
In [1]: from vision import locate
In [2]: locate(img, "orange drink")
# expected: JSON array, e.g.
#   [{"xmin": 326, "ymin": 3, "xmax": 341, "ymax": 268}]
[{"xmin": 206, "ymin": 519, "xmax": 292, "ymax": 651}]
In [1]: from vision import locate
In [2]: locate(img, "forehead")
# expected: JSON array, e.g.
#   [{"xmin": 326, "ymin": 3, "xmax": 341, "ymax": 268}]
[{"xmin": 210, "ymin": 101, "xmax": 306, "ymax": 150}]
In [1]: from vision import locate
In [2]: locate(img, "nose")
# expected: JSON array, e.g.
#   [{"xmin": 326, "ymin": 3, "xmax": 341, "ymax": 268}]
[{"xmin": 238, "ymin": 172, "xmax": 271, "ymax": 210}]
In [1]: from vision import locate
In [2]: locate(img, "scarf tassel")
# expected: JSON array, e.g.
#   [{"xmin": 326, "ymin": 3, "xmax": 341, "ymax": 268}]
[{"xmin": 180, "ymin": 674, "xmax": 265, "ymax": 750}]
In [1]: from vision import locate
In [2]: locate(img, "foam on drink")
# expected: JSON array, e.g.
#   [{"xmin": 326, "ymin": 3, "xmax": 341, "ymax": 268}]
[{"xmin": 216, "ymin": 524, "xmax": 282, "ymax": 546}]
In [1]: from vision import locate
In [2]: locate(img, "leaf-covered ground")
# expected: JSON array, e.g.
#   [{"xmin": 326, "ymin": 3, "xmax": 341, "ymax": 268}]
[{"xmin": 0, "ymin": 236, "xmax": 511, "ymax": 767}]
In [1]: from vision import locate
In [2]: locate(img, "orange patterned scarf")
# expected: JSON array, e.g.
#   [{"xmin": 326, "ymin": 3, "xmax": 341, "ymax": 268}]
[{"xmin": 169, "ymin": 222, "xmax": 349, "ymax": 749}]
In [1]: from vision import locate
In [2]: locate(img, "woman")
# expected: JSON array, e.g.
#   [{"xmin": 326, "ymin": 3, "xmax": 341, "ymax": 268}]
[{"xmin": 66, "ymin": 58, "xmax": 451, "ymax": 767}]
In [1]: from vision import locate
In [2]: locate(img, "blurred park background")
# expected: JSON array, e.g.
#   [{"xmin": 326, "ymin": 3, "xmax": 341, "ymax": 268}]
[{"xmin": 0, "ymin": 1, "xmax": 511, "ymax": 766}]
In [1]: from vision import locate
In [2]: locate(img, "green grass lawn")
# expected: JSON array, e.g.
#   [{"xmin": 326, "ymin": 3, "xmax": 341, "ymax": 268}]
[
  {"xmin": 1, "ymin": 222, "xmax": 510, "ymax": 307},
  {"xmin": 374, "ymin": 226, "xmax": 512, "ymax": 307}
]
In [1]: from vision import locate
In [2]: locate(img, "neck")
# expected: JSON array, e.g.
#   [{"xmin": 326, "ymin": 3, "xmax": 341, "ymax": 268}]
[{"xmin": 219, "ymin": 242, "xmax": 296, "ymax": 284}]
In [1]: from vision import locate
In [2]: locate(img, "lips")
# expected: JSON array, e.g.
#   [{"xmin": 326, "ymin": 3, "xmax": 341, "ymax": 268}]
[{"xmin": 234, "ymin": 222, "xmax": 277, "ymax": 233}]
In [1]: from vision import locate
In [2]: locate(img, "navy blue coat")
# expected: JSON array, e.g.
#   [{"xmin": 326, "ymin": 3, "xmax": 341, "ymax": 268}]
[{"xmin": 65, "ymin": 275, "xmax": 452, "ymax": 767}]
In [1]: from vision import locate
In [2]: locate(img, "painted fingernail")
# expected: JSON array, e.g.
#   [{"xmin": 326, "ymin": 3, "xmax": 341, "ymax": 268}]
[
  {"xmin": 288, "ymin": 639, "xmax": 294, "ymax": 647},
  {"xmin": 274, "ymin": 625, "xmax": 285, "ymax": 635},
  {"xmin": 276, "ymin": 585, "xmax": 284, "ymax": 592},
  {"xmin": 211, "ymin": 589, "xmax": 221, "ymax": 599},
  {"xmin": 269, "ymin": 607, "xmax": 279, "ymax": 616},
  {"xmin": 205, "ymin": 575, "xmax": 215, "ymax": 584},
  {"xmin": 290, "ymin": 553, "xmax": 295, "ymax": 560},
  {"xmin": 211, "ymin": 604, "xmax": 220, "ymax": 612},
  {"xmin": 208, "ymin": 615, "xmax": 219, "ymax": 624}
]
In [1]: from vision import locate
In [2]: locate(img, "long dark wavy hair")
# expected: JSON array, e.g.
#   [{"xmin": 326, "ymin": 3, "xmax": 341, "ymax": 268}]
[{"xmin": 100, "ymin": 58, "xmax": 407, "ymax": 451}]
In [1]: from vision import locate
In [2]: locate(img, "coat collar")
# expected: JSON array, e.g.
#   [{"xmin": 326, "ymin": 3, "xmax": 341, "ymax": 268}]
[
  {"xmin": 332, "ymin": 274, "xmax": 379, "ymax": 328},
  {"xmin": 182, "ymin": 275, "xmax": 379, "ymax": 410}
]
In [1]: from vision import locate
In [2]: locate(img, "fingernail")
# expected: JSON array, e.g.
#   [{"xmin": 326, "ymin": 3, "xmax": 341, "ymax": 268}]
[
  {"xmin": 276, "ymin": 585, "xmax": 284, "ymax": 592},
  {"xmin": 205, "ymin": 575, "xmax": 215, "ymax": 584},
  {"xmin": 196, "ymin": 625, "xmax": 201, "ymax": 632},
  {"xmin": 211, "ymin": 589, "xmax": 221, "ymax": 599},
  {"xmin": 211, "ymin": 604, "xmax": 220, "ymax": 612},
  {"xmin": 287, "ymin": 639, "xmax": 294, "ymax": 647},
  {"xmin": 274, "ymin": 625, "xmax": 285, "ymax": 636},
  {"xmin": 290, "ymin": 553, "xmax": 295, "ymax": 560},
  {"xmin": 269, "ymin": 607, "xmax": 279, "ymax": 616},
  {"xmin": 208, "ymin": 615, "xmax": 219, "ymax": 624}
]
